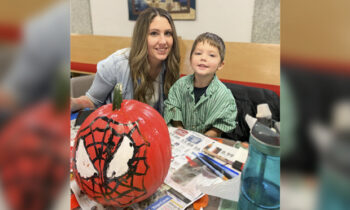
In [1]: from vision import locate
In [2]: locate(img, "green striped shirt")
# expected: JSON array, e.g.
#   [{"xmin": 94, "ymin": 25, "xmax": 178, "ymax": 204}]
[{"xmin": 164, "ymin": 74, "xmax": 237, "ymax": 134}]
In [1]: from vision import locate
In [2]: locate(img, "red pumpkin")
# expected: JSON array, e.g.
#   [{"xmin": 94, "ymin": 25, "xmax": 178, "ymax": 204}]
[{"xmin": 72, "ymin": 99, "xmax": 171, "ymax": 207}]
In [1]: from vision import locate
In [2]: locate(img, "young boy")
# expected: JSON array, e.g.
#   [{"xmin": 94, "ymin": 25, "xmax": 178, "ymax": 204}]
[{"xmin": 164, "ymin": 32, "xmax": 237, "ymax": 137}]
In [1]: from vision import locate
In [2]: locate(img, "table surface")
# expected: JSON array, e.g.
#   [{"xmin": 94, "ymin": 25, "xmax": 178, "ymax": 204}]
[{"xmin": 70, "ymin": 112, "xmax": 245, "ymax": 210}]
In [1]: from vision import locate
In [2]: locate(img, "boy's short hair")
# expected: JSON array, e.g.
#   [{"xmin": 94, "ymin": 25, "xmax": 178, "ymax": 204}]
[{"xmin": 190, "ymin": 32, "xmax": 226, "ymax": 62}]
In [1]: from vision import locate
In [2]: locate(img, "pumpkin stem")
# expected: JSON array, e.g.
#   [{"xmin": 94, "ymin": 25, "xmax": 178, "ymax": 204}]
[{"xmin": 113, "ymin": 83, "xmax": 123, "ymax": 110}]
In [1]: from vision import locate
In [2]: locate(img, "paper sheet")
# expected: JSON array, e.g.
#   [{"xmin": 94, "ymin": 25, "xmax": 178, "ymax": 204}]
[
  {"xmin": 232, "ymin": 147, "xmax": 249, "ymax": 164},
  {"xmin": 197, "ymin": 175, "xmax": 241, "ymax": 201}
]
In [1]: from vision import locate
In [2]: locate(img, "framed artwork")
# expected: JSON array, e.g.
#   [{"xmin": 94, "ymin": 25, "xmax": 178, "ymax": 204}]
[{"xmin": 128, "ymin": 0, "xmax": 196, "ymax": 20}]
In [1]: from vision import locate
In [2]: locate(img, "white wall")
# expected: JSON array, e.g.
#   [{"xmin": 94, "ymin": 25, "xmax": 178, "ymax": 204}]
[{"xmin": 90, "ymin": 0, "xmax": 255, "ymax": 42}]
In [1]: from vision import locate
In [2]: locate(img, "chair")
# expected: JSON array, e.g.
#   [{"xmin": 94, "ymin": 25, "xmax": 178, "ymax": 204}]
[
  {"xmin": 70, "ymin": 74, "xmax": 95, "ymax": 98},
  {"xmin": 222, "ymin": 82, "xmax": 280, "ymax": 142}
]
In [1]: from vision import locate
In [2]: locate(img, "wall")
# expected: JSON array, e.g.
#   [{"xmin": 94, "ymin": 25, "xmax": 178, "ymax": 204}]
[
  {"xmin": 71, "ymin": 0, "xmax": 280, "ymax": 43},
  {"xmin": 252, "ymin": 0, "xmax": 280, "ymax": 44},
  {"xmin": 89, "ymin": 0, "xmax": 254, "ymax": 42},
  {"xmin": 71, "ymin": 0, "xmax": 93, "ymax": 34}
]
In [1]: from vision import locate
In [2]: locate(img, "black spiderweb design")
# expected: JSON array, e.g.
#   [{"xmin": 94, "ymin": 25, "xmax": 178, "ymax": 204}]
[{"xmin": 73, "ymin": 116, "xmax": 150, "ymax": 206}]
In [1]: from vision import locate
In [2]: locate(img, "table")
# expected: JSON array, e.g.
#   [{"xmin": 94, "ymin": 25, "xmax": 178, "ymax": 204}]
[{"xmin": 70, "ymin": 113, "xmax": 247, "ymax": 210}]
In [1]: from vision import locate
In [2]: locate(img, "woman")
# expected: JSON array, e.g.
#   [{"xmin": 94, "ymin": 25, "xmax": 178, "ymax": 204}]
[{"xmin": 71, "ymin": 7, "xmax": 180, "ymax": 115}]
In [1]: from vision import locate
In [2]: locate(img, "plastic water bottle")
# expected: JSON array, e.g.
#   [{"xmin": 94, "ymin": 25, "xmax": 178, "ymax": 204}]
[{"xmin": 238, "ymin": 122, "xmax": 280, "ymax": 210}]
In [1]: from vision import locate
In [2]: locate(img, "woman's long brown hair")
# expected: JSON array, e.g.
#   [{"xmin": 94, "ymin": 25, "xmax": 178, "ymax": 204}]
[{"xmin": 129, "ymin": 7, "xmax": 180, "ymax": 104}]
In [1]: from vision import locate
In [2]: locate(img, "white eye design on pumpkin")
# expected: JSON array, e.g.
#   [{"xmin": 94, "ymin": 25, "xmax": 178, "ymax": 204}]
[
  {"xmin": 106, "ymin": 136, "xmax": 135, "ymax": 179},
  {"xmin": 76, "ymin": 138, "xmax": 98, "ymax": 178}
]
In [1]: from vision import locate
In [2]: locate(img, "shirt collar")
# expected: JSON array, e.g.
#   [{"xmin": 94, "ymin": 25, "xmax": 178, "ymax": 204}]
[{"xmin": 186, "ymin": 74, "xmax": 219, "ymax": 96}]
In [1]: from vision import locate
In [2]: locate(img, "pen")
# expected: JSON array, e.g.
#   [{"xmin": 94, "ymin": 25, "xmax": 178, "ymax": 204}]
[
  {"xmin": 199, "ymin": 152, "xmax": 239, "ymax": 177},
  {"xmin": 198, "ymin": 153, "xmax": 234, "ymax": 179},
  {"xmin": 192, "ymin": 152, "xmax": 228, "ymax": 181}
]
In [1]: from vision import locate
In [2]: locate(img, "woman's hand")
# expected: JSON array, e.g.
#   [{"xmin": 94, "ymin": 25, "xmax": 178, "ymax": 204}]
[{"xmin": 70, "ymin": 96, "xmax": 95, "ymax": 112}]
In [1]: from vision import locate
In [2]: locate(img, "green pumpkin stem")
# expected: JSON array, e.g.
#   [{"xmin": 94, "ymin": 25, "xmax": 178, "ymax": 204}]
[{"xmin": 112, "ymin": 83, "xmax": 123, "ymax": 110}]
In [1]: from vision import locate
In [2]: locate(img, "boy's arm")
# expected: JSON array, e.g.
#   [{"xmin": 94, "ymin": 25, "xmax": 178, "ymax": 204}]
[
  {"xmin": 208, "ymin": 89, "xmax": 237, "ymax": 135},
  {"xmin": 164, "ymin": 81, "xmax": 184, "ymax": 126},
  {"xmin": 205, "ymin": 127, "xmax": 222, "ymax": 138}
]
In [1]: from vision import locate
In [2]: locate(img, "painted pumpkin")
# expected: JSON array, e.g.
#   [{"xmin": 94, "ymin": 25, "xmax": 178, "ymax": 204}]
[{"xmin": 72, "ymin": 86, "xmax": 171, "ymax": 207}]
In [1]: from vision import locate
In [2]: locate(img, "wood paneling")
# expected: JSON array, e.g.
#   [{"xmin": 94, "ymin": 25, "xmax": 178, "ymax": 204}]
[
  {"xmin": 71, "ymin": 34, "xmax": 280, "ymax": 85},
  {"xmin": 180, "ymin": 40, "xmax": 280, "ymax": 85},
  {"xmin": 71, "ymin": 34, "xmax": 131, "ymax": 64}
]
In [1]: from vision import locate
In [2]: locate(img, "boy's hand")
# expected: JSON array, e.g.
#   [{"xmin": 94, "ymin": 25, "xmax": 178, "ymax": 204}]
[
  {"xmin": 171, "ymin": 120, "xmax": 184, "ymax": 129},
  {"xmin": 205, "ymin": 127, "xmax": 222, "ymax": 138}
]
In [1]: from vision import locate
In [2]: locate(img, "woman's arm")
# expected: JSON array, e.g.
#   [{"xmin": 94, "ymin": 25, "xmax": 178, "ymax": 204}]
[{"xmin": 71, "ymin": 96, "xmax": 95, "ymax": 112}]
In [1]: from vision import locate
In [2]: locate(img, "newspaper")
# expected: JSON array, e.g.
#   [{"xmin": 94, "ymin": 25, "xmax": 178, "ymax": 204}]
[
  {"xmin": 70, "ymin": 179, "xmax": 192, "ymax": 210},
  {"xmin": 160, "ymin": 127, "xmax": 245, "ymax": 209}
]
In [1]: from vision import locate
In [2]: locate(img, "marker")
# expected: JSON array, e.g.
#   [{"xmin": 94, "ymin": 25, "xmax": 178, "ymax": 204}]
[
  {"xmin": 192, "ymin": 152, "xmax": 228, "ymax": 181},
  {"xmin": 232, "ymin": 161, "xmax": 244, "ymax": 172},
  {"xmin": 185, "ymin": 155, "xmax": 197, "ymax": 167},
  {"xmin": 199, "ymin": 152, "xmax": 239, "ymax": 177}
]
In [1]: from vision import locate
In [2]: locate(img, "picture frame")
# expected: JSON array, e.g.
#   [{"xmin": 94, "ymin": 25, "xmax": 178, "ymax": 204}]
[{"xmin": 128, "ymin": 0, "xmax": 196, "ymax": 20}]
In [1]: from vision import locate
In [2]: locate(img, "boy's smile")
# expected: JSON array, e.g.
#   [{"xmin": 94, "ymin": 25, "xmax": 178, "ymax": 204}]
[{"xmin": 197, "ymin": 64, "xmax": 209, "ymax": 70}]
